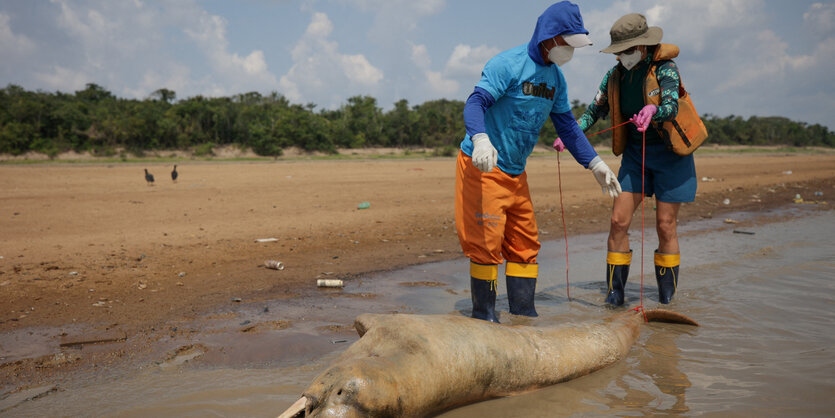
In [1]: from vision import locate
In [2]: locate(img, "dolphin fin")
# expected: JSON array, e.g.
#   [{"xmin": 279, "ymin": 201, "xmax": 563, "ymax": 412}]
[{"xmin": 643, "ymin": 309, "xmax": 700, "ymax": 326}]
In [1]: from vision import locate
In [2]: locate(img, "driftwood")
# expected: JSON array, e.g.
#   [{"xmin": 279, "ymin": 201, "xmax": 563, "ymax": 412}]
[{"xmin": 279, "ymin": 309, "xmax": 698, "ymax": 417}]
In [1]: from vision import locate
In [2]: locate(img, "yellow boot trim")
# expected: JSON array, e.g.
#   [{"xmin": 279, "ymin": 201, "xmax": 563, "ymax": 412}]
[
  {"xmin": 470, "ymin": 262, "xmax": 498, "ymax": 281},
  {"xmin": 506, "ymin": 262, "xmax": 538, "ymax": 279},
  {"xmin": 654, "ymin": 252, "xmax": 680, "ymax": 268},
  {"xmin": 607, "ymin": 250, "xmax": 633, "ymax": 266}
]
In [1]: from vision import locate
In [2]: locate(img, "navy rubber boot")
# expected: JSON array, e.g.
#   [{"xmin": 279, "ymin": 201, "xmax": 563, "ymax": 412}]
[
  {"xmin": 507, "ymin": 276, "xmax": 538, "ymax": 317},
  {"xmin": 655, "ymin": 264, "xmax": 679, "ymax": 304},
  {"xmin": 605, "ymin": 263, "xmax": 630, "ymax": 306},
  {"xmin": 655, "ymin": 251, "xmax": 680, "ymax": 304},
  {"xmin": 605, "ymin": 251, "xmax": 632, "ymax": 306},
  {"xmin": 470, "ymin": 277, "xmax": 500, "ymax": 323}
]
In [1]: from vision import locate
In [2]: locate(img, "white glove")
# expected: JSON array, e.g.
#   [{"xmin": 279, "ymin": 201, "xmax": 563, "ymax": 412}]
[
  {"xmin": 590, "ymin": 160, "xmax": 622, "ymax": 198},
  {"xmin": 471, "ymin": 133, "xmax": 497, "ymax": 173}
]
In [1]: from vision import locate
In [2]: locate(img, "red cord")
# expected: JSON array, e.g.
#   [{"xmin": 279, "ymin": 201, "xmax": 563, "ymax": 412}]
[
  {"xmin": 556, "ymin": 152, "xmax": 570, "ymax": 300},
  {"xmin": 587, "ymin": 120, "xmax": 632, "ymax": 138},
  {"xmin": 555, "ymin": 119, "xmax": 633, "ymax": 304},
  {"xmin": 639, "ymin": 128, "xmax": 647, "ymax": 322}
]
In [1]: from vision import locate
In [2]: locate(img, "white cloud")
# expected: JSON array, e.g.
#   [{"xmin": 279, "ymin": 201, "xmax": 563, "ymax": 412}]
[
  {"xmin": 804, "ymin": 2, "xmax": 835, "ymax": 38},
  {"xmin": 305, "ymin": 10, "xmax": 333, "ymax": 37},
  {"xmin": 411, "ymin": 44, "xmax": 431, "ymax": 69},
  {"xmin": 410, "ymin": 43, "xmax": 458, "ymax": 96},
  {"xmin": 122, "ymin": 63, "xmax": 192, "ymax": 100},
  {"xmin": 50, "ymin": 0, "xmax": 158, "ymax": 69},
  {"xmin": 279, "ymin": 11, "xmax": 384, "ymax": 106},
  {"xmin": 2, "ymin": 0, "xmax": 283, "ymax": 99},
  {"xmin": 180, "ymin": 7, "xmax": 277, "ymax": 92},
  {"xmin": 425, "ymin": 70, "xmax": 458, "ymax": 96},
  {"xmin": 342, "ymin": 0, "xmax": 445, "ymax": 50},
  {"xmin": 34, "ymin": 65, "xmax": 89, "ymax": 92},
  {"xmin": 0, "ymin": 12, "xmax": 35, "ymax": 54},
  {"xmin": 644, "ymin": 0, "xmax": 765, "ymax": 54},
  {"xmin": 444, "ymin": 44, "xmax": 500, "ymax": 78},
  {"xmin": 340, "ymin": 54, "xmax": 383, "ymax": 85}
]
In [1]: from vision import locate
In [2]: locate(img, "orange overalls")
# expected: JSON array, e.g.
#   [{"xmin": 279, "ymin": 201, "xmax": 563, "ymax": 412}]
[{"xmin": 454, "ymin": 151, "xmax": 540, "ymax": 282}]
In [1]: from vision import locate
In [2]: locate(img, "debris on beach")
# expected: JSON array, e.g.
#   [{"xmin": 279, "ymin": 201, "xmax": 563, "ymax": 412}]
[
  {"xmin": 357, "ymin": 201, "xmax": 370, "ymax": 209},
  {"xmin": 724, "ymin": 218, "xmax": 738, "ymax": 224},
  {"xmin": 265, "ymin": 260, "xmax": 284, "ymax": 270},
  {"xmin": 254, "ymin": 238, "xmax": 278, "ymax": 243},
  {"xmin": 317, "ymin": 279, "xmax": 344, "ymax": 288},
  {"xmin": 60, "ymin": 330, "xmax": 127, "ymax": 347}
]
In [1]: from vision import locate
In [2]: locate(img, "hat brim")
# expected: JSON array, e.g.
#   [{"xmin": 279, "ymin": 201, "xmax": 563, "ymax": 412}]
[
  {"xmin": 600, "ymin": 26, "xmax": 662, "ymax": 53},
  {"xmin": 562, "ymin": 33, "xmax": 592, "ymax": 48}
]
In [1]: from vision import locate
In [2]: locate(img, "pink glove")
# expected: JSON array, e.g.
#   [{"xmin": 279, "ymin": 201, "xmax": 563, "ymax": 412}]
[
  {"xmin": 552, "ymin": 137, "xmax": 566, "ymax": 152},
  {"xmin": 631, "ymin": 105, "xmax": 658, "ymax": 132}
]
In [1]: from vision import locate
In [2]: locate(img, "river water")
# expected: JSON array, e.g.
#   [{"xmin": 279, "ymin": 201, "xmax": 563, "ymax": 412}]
[{"xmin": 5, "ymin": 207, "xmax": 834, "ymax": 417}]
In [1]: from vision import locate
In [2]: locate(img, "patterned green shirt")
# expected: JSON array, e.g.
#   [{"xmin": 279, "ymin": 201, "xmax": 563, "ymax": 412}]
[{"xmin": 578, "ymin": 53, "xmax": 681, "ymax": 143}]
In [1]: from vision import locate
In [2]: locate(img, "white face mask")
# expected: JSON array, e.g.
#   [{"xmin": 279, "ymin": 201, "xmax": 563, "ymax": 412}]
[
  {"xmin": 618, "ymin": 49, "xmax": 643, "ymax": 70},
  {"xmin": 548, "ymin": 45, "xmax": 574, "ymax": 66}
]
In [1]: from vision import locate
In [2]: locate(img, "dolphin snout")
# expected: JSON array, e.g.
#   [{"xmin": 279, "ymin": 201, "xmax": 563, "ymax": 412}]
[{"xmin": 305, "ymin": 377, "xmax": 370, "ymax": 418}]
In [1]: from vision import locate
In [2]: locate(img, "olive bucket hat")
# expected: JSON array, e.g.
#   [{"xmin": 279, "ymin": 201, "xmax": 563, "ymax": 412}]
[{"xmin": 600, "ymin": 13, "xmax": 662, "ymax": 53}]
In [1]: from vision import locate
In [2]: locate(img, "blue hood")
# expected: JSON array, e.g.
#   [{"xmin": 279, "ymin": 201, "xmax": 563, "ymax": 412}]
[{"xmin": 527, "ymin": 1, "xmax": 589, "ymax": 65}]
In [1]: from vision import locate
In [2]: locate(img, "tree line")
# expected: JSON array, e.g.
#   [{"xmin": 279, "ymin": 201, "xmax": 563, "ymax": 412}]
[{"xmin": 1, "ymin": 83, "xmax": 832, "ymax": 158}]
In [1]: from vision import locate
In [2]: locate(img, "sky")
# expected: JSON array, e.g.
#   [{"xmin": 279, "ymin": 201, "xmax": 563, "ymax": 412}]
[{"xmin": 1, "ymin": 0, "xmax": 834, "ymax": 129}]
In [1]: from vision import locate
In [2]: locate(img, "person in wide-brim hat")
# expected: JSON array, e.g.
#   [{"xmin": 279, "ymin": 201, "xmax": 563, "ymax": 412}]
[
  {"xmin": 600, "ymin": 13, "xmax": 663, "ymax": 54},
  {"xmin": 567, "ymin": 12, "xmax": 701, "ymax": 309}
]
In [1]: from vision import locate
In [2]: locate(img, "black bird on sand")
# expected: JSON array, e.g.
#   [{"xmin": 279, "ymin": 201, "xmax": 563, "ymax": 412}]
[
  {"xmin": 144, "ymin": 168, "xmax": 155, "ymax": 185},
  {"xmin": 171, "ymin": 165, "xmax": 178, "ymax": 182}
]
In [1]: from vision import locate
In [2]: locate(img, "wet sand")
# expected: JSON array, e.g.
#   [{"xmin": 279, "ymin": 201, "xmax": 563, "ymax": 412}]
[{"xmin": 1, "ymin": 149, "xmax": 833, "ymax": 397}]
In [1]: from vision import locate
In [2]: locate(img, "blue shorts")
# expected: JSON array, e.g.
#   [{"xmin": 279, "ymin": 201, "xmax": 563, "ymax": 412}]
[{"xmin": 618, "ymin": 141, "xmax": 697, "ymax": 203}]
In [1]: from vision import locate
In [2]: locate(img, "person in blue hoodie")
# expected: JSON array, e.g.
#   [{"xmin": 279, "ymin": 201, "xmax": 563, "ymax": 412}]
[{"xmin": 455, "ymin": 1, "xmax": 621, "ymax": 323}]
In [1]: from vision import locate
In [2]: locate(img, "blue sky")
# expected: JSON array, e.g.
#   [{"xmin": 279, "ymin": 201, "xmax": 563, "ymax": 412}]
[{"xmin": 2, "ymin": 0, "xmax": 833, "ymax": 129}]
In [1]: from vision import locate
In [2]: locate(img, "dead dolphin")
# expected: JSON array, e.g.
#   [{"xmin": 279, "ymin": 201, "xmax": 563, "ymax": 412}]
[{"xmin": 279, "ymin": 309, "xmax": 698, "ymax": 417}]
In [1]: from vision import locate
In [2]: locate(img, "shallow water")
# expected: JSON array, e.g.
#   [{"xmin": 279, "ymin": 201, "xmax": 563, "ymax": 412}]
[{"xmin": 5, "ymin": 208, "xmax": 834, "ymax": 417}]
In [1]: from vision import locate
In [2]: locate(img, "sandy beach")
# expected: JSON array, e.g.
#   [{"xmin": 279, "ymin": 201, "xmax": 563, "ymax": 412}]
[{"xmin": 1, "ymin": 148, "xmax": 833, "ymax": 395}]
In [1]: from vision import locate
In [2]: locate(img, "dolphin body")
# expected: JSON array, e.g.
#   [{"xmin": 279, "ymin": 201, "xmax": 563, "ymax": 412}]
[{"xmin": 279, "ymin": 309, "xmax": 698, "ymax": 417}]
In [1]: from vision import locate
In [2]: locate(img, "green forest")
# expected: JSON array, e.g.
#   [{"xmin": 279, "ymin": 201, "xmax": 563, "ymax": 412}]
[{"xmin": 1, "ymin": 83, "xmax": 832, "ymax": 158}]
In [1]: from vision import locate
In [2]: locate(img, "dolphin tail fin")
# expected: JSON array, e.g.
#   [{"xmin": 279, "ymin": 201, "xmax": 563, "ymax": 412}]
[{"xmin": 643, "ymin": 309, "xmax": 700, "ymax": 326}]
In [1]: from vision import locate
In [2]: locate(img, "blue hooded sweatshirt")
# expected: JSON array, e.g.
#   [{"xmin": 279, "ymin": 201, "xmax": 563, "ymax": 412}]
[{"xmin": 461, "ymin": 1, "xmax": 600, "ymax": 175}]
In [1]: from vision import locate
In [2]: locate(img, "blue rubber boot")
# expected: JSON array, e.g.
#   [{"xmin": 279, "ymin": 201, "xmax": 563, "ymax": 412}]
[
  {"xmin": 470, "ymin": 277, "xmax": 500, "ymax": 323},
  {"xmin": 605, "ymin": 251, "xmax": 632, "ymax": 306},
  {"xmin": 507, "ymin": 276, "xmax": 538, "ymax": 317},
  {"xmin": 506, "ymin": 262, "xmax": 539, "ymax": 317},
  {"xmin": 655, "ymin": 251, "xmax": 680, "ymax": 304}
]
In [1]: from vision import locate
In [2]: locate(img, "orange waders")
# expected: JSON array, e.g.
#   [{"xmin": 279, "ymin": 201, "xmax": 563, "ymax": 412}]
[{"xmin": 455, "ymin": 151, "xmax": 540, "ymax": 322}]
